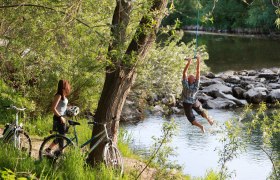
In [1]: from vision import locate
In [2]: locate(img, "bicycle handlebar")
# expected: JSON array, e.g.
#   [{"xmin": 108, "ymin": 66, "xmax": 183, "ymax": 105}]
[{"xmin": 3, "ymin": 105, "xmax": 26, "ymax": 111}]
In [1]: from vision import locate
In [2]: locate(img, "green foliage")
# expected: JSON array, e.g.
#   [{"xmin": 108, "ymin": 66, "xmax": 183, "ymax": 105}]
[
  {"xmin": 0, "ymin": 143, "xmax": 128, "ymax": 180},
  {"xmin": 217, "ymin": 118, "xmax": 246, "ymax": 180},
  {"xmin": 0, "ymin": 79, "xmax": 36, "ymax": 124},
  {"xmin": 136, "ymin": 30, "xmax": 209, "ymax": 98},
  {"xmin": 24, "ymin": 115, "xmax": 53, "ymax": 137},
  {"xmin": 275, "ymin": 9, "xmax": 280, "ymax": 28},
  {"xmin": 246, "ymin": 0, "xmax": 277, "ymax": 29},
  {"xmin": 0, "ymin": 0, "xmax": 114, "ymax": 117},
  {"xmin": 118, "ymin": 128, "xmax": 139, "ymax": 159},
  {"xmin": 163, "ymin": 0, "xmax": 279, "ymax": 30},
  {"xmin": 242, "ymin": 102, "xmax": 280, "ymax": 179}
]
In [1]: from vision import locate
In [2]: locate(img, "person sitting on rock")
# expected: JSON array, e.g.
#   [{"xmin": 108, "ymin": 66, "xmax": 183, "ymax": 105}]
[{"xmin": 182, "ymin": 55, "xmax": 214, "ymax": 133}]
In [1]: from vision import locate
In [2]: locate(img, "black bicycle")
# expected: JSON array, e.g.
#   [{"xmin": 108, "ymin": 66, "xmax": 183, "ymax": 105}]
[
  {"xmin": 39, "ymin": 119, "xmax": 124, "ymax": 174},
  {"xmin": 1, "ymin": 105, "xmax": 32, "ymax": 156}
]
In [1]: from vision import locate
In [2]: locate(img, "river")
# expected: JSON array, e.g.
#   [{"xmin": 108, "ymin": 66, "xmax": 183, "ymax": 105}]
[
  {"xmin": 122, "ymin": 109, "xmax": 272, "ymax": 180},
  {"xmin": 122, "ymin": 33, "xmax": 278, "ymax": 179},
  {"xmin": 182, "ymin": 31, "xmax": 280, "ymax": 73}
]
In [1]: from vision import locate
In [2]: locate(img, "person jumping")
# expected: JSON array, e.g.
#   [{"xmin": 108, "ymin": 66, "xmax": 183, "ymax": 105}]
[{"xmin": 182, "ymin": 55, "xmax": 214, "ymax": 133}]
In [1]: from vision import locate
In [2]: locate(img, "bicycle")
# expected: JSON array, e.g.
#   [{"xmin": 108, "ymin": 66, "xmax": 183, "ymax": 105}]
[
  {"xmin": 39, "ymin": 118, "xmax": 124, "ymax": 174},
  {"xmin": 1, "ymin": 105, "xmax": 32, "ymax": 156}
]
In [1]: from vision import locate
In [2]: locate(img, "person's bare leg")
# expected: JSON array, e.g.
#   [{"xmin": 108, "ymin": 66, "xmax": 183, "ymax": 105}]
[
  {"xmin": 192, "ymin": 120, "xmax": 205, "ymax": 133},
  {"xmin": 192, "ymin": 101, "xmax": 214, "ymax": 126},
  {"xmin": 201, "ymin": 112, "xmax": 214, "ymax": 125}
]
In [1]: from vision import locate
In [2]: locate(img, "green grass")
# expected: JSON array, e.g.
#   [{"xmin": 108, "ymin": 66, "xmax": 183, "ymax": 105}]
[
  {"xmin": 0, "ymin": 117, "xmax": 220, "ymax": 180},
  {"xmin": 24, "ymin": 115, "xmax": 53, "ymax": 137},
  {"xmin": 25, "ymin": 116, "xmax": 139, "ymax": 160},
  {"xmin": 117, "ymin": 128, "xmax": 140, "ymax": 159},
  {"xmin": 0, "ymin": 144, "xmax": 129, "ymax": 180}
]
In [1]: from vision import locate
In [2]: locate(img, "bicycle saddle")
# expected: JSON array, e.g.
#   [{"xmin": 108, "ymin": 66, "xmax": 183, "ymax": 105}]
[{"xmin": 68, "ymin": 120, "xmax": 80, "ymax": 126}]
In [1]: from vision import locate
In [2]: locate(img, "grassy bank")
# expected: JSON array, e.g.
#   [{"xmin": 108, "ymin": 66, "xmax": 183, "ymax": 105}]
[{"xmin": 0, "ymin": 117, "xmax": 221, "ymax": 180}]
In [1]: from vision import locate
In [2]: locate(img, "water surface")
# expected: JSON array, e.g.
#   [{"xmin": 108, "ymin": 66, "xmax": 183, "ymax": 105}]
[
  {"xmin": 183, "ymin": 32, "xmax": 280, "ymax": 73},
  {"xmin": 122, "ymin": 109, "xmax": 272, "ymax": 180}
]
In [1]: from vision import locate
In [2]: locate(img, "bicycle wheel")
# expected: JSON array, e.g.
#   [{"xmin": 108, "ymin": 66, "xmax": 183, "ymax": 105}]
[
  {"xmin": 39, "ymin": 134, "xmax": 74, "ymax": 162},
  {"xmin": 6, "ymin": 130, "xmax": 32, "ymax": 156},
  {"xmin": 102, "ymin": 143, "xmax": 124, "ymax": 175}
]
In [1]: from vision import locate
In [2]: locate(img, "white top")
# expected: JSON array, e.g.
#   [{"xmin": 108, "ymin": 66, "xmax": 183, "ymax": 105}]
[{"xmin": 56, "ymin": 97, "xmax": 68, "ymax": 116}]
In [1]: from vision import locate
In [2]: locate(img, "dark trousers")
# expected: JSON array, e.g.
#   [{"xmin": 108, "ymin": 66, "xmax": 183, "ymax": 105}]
[
  {"xmin": 53, "ymin": 115, "xmax": 66, "ymax": 148},
  {"xmin": 183, "ymin": 100, "xmax": 207, "ymax": 123}
]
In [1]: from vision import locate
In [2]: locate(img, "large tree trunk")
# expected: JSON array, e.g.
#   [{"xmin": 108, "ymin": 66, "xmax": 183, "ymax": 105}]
[{"xmin": 87, "ymin": 0, "xmax": 168, "ymax": 164}]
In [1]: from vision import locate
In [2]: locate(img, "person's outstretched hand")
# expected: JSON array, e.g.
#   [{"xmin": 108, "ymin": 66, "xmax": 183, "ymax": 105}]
[
  {"xmin": 196, "ymin": 54, "xmax": 201, "ymax": 62},
  {"xmin": 185, "ymin": 57, "xmax": 192, "ymax": 63}
]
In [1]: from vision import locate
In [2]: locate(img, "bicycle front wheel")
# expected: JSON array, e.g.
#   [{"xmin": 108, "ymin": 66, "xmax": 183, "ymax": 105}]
[
  {"xmin": 102, "ymin": 143, "xmax": 124, "ymax": 175},
  {"xmin": 39, "ymin": 134, "xmax": 74, "ymax": 162},
  {"xmin": 6, "ymin": 130, "xmax": 32, "ymax": 156}
]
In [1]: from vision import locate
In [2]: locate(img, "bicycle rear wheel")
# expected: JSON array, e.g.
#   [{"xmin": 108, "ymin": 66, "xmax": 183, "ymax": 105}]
[
  {"xmin": 6, "ymin": 130, "xmax": 32, "ymax": 156},
  {"xmin": 102, "ymin": 143, "xmax": 124, "ymax": 175},
  {"xmin": 39, "ymin": 134, "xmax": 74, "ymax": 162}
]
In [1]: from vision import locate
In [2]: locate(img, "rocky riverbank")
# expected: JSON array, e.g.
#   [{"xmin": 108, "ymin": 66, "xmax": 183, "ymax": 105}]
[
  {"xmin": 121, "ymin": 68, "xmax": 280, "ymax": 122},
  {"xmin": 183, "ymin": 26, "xmax": 280, "ymax": 38}
]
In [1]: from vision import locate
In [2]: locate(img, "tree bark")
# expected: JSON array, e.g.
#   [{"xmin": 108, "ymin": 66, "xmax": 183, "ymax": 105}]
[{"xmin": 87, "ymin": 0, "xmax": 168, "ymax": 164}]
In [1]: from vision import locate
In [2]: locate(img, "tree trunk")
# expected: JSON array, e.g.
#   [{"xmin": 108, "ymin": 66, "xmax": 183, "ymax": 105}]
[{"xmin": 87, "ymin": 0, "xmax": 168, "ymax": 164}]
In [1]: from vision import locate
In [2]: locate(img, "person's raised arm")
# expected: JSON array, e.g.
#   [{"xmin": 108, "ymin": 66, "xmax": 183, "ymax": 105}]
[
  {"xmin": 196, "ymin": 55, "xmax": 201, "ymax": 81},
  {"xmin": 183, "ymin": 58, "xmax": 192, "ymax": 80}
]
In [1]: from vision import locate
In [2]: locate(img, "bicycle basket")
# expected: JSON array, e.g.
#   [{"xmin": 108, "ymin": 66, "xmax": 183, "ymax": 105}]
[{"xmin": 66, "ymin": 106, "xmax": 80, "ymax": 117}]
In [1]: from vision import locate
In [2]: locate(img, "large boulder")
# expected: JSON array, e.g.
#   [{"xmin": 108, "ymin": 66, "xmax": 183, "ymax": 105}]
[
  {"xmin": 216, "ymin": 71, "xmax": 235, "ymax": 80},
  {"xmin": 247, "ymin": 70, "xmax": 258, "ymax": 76},
  {"xmin": 202, "ymin": 84, "xmax": 232, "ymax": 96},
  {"xmin": 170, "ymin": 106, "xmax": 183, "ymax": 114},
  {"xmin": 225, "ymin": 75, "xmax": 241, "ymax": 84},
  {"xmin": 203, "ymin": 97, "xmax": 236, "ymax": 109},
  {"xmin": 121, "ymin": 101, "xmax": 142, "ymax": 122},
  {"xmin": 205, "ymin": 72, "xmax": 216, "ymax": 79},
  {"xmin": 243, "ymin": 87, "xmax": 268, "ymax": 103},
  {"xmin": 200, "ymin": 78, "xmax": 223, "ymax": 87},
  {"xmin": 197, "ymin": 92, "xmax": 214, "ymax": 103},
  {"xmin": 213, "ymin": 91, "xmax": 248, "ymax": 106},
  {"xmin": 240, "ymin": 76, "xmax": 258, "ymax": 81},
  {"xmin": 260, "ymin": 68, "xmax": 275, "ymax": 74},
  {"xmin": 232, "ymin": 86, "xmax": 246, "ymax": 99},
  {"xmin": 151, "ymin": 105, "xmax": 164, "ymax": 116},
  {"xmin": 258, "ymin": 73, "xmax": 278, "ymax": 80},
  {"xmin": 270, "ymin": 67, "xmax": 280, "ymax": 74},
  {"xmin": 268, "ymin": 83, "xmax": 280, "ymax": 89},
  {"xmin": 162, "ymin": 94, "xmax": 176, "ymax": 106},
  {"xmin": 267, "ymin": 89, "xmax": 280, "ymax": 103}
]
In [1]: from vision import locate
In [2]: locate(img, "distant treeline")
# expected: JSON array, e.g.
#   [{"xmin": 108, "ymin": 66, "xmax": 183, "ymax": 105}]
[{"xmin": 163, "ymin": 0, "xmax": 279, "ymax": 33}]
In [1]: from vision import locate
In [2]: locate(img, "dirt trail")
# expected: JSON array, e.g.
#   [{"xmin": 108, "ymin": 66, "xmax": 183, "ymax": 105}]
[{"xmin": 0, "ymin": 128, "xmax": 157, "ymax": 179}]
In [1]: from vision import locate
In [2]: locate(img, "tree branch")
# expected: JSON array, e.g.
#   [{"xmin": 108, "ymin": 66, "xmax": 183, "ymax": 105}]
[
  {"xmin": 0, "ymin": 4, "xmax": 90, "ymax": 28},
  {"xmin": 260, "ymin": 146, "xmax": 279, "ymax": 179},
  {"xmin": 136, "ymin": 128, "xmax": 170, "ymax": 179}
]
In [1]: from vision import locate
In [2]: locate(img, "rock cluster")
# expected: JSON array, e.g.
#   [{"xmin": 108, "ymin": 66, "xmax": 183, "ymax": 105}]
[
  {"xmin": 148, "ymin": 68, "xmax": 280, "ymax": 115},
  {"xmin": 121, "ymin": 68, "xmax": 280, "ymax": 121},
  {"xmin": 198, "ymin": 68, "xmax": 280, "ymax": 109}
]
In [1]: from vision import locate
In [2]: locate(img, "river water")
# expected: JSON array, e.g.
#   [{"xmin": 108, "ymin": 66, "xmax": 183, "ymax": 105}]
[
  {"xmin": 123, "ymin": 110, "xmax": 272, "ymax": 180},
  {"xmin": 182, "ymin": 32, "xmax": 280, "ymax": 73},
  {"xmin": 122, "ymin": 33, "xmax": 278, "ymax": 179}
]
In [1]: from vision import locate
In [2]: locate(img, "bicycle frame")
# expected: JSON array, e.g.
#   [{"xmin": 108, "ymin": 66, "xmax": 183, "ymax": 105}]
[
  {"xmin": 13, "ymin": 110, "xmax": 22, "ymax": 147},
  {"xmin": 67, "ymin": 123, "xmax": 111, "ymax": 155},
  {"xmin": 2, "ymin": 106, "xmax": 26, "ymax": 148}
]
